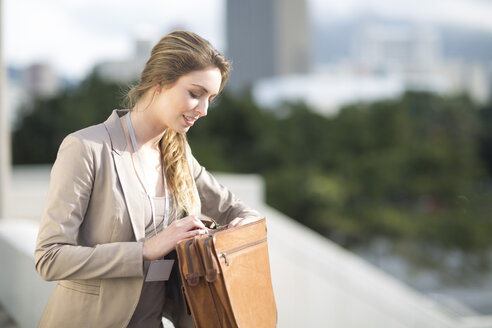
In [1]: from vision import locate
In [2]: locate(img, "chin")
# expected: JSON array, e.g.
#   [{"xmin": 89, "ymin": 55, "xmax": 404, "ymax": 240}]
[
  {"xmin": 166, "ymin": 123, "xmax": 189, "ymax": 134},
  {"xmin": 176, "ymin": 126, "xmax": 191, "ymax": 134}
]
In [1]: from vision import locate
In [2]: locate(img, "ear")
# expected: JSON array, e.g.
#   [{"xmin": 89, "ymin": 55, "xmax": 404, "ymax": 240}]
[{"xmin": 154, "ymin": 84, "xmax": 163, "ymax": 94}]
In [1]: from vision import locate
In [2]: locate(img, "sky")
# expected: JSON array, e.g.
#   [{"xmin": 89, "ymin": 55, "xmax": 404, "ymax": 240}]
[
  {"xmin": 3, "ymin": 0, "xmax": 492, "ymax": 80},
  {"xmin": 313, "ymin": 0, "xmax": 492, "ymax": 29}
]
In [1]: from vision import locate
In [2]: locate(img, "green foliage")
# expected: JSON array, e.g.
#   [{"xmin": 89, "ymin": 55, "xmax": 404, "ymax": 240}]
[
  {"xmin": 189, "ymin": 90, "xmax": 491, "ymax": 251},
  {"xmin": 187, "ymin": 92, "xmax": 275, "ymax": 172},
  {"xmin": 12, "ymin": 75, "xmax": 492, "ymax": 252},
  {"xmin": 478, "ymin": 102, "xmax": 492, "ymax": 176},
  {"xmin": 12, "ymin": 72, "xmax": 124, "ymax": 164}
]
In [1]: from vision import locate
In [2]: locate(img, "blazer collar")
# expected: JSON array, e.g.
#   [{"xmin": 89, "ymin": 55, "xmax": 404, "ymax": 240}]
[
  {"xmin": 104, "ymin": 109, "xmax": 146, "ymax": 242},
  {"xmin": 104, "ymin": 109, "xmax": 129, "ymax": 155}
]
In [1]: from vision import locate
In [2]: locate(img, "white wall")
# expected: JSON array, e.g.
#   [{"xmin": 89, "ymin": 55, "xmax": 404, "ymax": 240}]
[{"xmin": 0, "ymin": 219, "xmax": 55, "ymax": 328}]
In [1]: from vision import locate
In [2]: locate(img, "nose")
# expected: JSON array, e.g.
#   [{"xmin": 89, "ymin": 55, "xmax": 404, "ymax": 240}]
[{"xmin": 195, "ymin": 99, "xmax": 209, "ymax": 117}]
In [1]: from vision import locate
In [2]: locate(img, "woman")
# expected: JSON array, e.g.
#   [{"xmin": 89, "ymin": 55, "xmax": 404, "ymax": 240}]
[{"xmin": 34, "ymin": 30, "xmax": 261, "ymax": 327}]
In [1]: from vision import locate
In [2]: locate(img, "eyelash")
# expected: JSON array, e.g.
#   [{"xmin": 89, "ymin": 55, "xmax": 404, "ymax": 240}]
[
  {"xmin": 189, "ymin": 91, "xmax": 200, "ymax": 99},
  {"xmin": 189, "ymin": 90, "xmax": 216, "ymax": 105}
]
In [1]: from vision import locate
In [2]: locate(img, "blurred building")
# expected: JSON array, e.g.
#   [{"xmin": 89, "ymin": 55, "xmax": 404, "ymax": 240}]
[
  {"xmin": 253, "ymin": 70, "xmax": 406, "ymax": 115},
  {"xmin": 7, "ymin": 67, "xmax": 28, "ymax": 125},
  {"xmin": 25, "ymin": 63, "xmax": 60, "ymax": 99},
  {"xmin": 350, "ymin": 24, "xmax": 452, "ymax": 95},
  {"xmin": 226, "ymin": 0, "xmax": 310, "ymax": 91},
  {"xmin": 253, "ymin": 24, "xmax": 492, "ymax": 115},
  {"xmin": 443, "ymin": 60, "xmax": 492, "ymax": 104},
  {"xmin": 94, "ymin": 38, "xmax": 152, "ymax": 83},
  {"xmin": 353, "ymin": 25, "xmax": 441, "ymax": 77},
  {"xmin": 6, "ymin": 63, "xmax": 61, "ymax": 126}
]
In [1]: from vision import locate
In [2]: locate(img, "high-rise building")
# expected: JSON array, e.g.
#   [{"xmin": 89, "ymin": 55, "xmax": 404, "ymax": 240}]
[
  {"xmin": 94, "ymin": 38, "xmax": 152, "ymax": 83},
  {"xmin": 226, "ymin": 0, "xmax": 310, "ymax": 91}
]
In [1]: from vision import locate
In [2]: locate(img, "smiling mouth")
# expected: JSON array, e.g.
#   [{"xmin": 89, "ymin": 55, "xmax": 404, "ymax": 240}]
[{"xmin": 183, "ymin": 115, "xmax": 198, "ymax": 126}]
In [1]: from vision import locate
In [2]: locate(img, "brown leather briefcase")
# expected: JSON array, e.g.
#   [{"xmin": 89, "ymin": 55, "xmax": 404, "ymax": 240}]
[{"xmin": 175, "ymin": 218, "xmax": 277, "ymax": 328}]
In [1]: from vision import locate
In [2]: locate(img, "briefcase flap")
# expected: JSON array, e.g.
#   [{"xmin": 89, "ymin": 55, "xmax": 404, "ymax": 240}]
[
  {"xmin": 211, "ymin": 219, "xmax": 277, "ymax": 328},
  {"xmin": 212, "ymin": 218, "xmax": 268, "ymax": 255}
]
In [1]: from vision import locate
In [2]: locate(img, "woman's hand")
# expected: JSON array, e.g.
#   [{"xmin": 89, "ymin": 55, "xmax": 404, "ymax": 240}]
[
  {"xmin": 227, "ymin": 216, "xmax": 261, "ymax": 229},
  {"xmin": 142, "ymin": 215, "xmax": 208, "ymax": 261}
]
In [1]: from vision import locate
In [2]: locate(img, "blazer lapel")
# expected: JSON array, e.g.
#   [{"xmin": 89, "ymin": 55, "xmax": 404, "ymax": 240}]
[{"xmin": 104, "ymin": 110, "xmax": 145, "ymax": 242}]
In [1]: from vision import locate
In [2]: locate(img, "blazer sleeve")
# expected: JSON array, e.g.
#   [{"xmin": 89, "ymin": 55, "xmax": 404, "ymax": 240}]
[
  {"xmin": 189, "ymin": 151, "xmax": 262, "ymax": 226},
  {"xmin": 34, "ymin": 134, "xmax": 144, "ymax": 281}
]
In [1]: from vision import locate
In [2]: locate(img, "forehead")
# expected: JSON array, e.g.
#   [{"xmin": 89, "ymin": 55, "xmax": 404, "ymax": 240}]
[{"xmin": 177, "ymin": 67, "xmax": 222, "ymax": 94}]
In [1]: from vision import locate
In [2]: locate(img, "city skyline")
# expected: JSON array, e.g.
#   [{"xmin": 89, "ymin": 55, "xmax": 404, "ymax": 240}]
[{"xmin": 3, "ymin": 0, "xmax": 492, "ymax": 80}]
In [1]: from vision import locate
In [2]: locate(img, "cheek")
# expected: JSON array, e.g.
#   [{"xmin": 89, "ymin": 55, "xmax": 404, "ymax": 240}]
[
  {"xmin": 168, "ymin": 91, "xmax": 198, "ymax": 115},
  {"xmin": 182, "ymin": 97, "xmax": 199, "ymax": 111}
]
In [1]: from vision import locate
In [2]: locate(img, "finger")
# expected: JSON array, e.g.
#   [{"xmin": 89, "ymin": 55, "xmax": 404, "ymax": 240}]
[
  {"xmin": 180, "ymin": 216, "xmax": 206, "ymax": 231},
  {"xmin": 182, "ymin": 228, "xmax": 208, "ymax": 239},
  {"xmin": 188, "ymin": 216, "xmax": 207, "ymax": 230},
  {"xmin": 195, "ymin": 219, "xmax": 207, "ymax": 230}
]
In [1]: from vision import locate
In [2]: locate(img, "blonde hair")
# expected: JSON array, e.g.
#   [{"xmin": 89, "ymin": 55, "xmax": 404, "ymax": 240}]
[{"xmin": 126, "ymin": 30, "xmax": 230, "ymax": 215}]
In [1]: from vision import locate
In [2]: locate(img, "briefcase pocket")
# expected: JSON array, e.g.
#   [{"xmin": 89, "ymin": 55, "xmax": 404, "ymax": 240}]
[
  {"xmin": 217, "ymin": 237, "xmax": 267, "ymax": 267},
  {"xmin": 212, "ymin": 219, "xmax": 277, "ymax": 328}
]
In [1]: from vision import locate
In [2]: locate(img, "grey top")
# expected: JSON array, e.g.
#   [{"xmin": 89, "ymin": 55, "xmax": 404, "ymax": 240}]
[{"xmin": 128, "ymin": 192, "xmax": 173, "ymax": 328}]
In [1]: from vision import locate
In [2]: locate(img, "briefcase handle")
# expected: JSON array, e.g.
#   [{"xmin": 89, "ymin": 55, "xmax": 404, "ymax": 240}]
[{"xmin": 200, "ymin": 217, "xmax": 227, "ymax": 232}]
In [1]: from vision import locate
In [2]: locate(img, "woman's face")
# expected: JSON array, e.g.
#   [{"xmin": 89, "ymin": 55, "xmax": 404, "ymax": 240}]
[{"xmin": 152, "ymin": 66, "xmax": 222, "ymax": 133}]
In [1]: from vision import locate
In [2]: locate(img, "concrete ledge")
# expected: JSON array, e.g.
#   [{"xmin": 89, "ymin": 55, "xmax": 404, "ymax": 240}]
[
  {"xmin": 0, "ymin": 219, "xmax": 54, "ymax": 328},
  {"xmin": 213, "ymin": 173, "xmax": 492, "ymax": 328},
  {"xmin": 4, "ymin": 167, "xmax": 492, "ymax": 328},
  {"xmin": 259, "ymin": 205, "xmax": 492, "ymax": 328}
]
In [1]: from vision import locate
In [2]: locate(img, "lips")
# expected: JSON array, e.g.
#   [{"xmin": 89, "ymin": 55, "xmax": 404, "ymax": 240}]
[{"xmin": 183, "ymin": 115, "xmax": 198, "ymax": 126}]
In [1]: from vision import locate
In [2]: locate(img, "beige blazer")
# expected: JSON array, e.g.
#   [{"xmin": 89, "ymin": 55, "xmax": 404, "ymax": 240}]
[{"xmin": 34, "ymin": 109, "xmax": 260, "ymax": 328}]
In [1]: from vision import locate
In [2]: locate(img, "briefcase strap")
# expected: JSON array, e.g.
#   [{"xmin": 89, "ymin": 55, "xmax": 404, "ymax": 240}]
[
  {"xmin": 202, "ymin": 236, "xmax": 218, "ymax": 282},
  {"xmin": 184, "ymin": 239, "xmax": 200, "ymax": 286}
]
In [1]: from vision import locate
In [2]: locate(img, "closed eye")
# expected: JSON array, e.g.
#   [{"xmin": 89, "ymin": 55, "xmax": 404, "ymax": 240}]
[{"xmin": 189, "ymin": 91, "xmax": 200, "ymax": 99}]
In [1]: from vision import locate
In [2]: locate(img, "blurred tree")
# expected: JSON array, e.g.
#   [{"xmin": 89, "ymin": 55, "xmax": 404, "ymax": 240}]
[
  {"xmin": 322, "ymin": 92, "xmax": 487, "ymax": 248},
  {"xmin": 12, "ymin": 72, "xmax": 124, "ymax": 164},
  {"xmin": 190, "ymin": 90, "xmax": 490, "ymax": 250},
  {"xmin": 12, "ymin": 74, "xmax": 492, "ymax": 252},
  {"xmin": 187, "ymin": 91, "xmax": 276, "ymax": 172},
  {"xmin": 478, "ymin": 102, "xmax": 492, "ymax": 176}
]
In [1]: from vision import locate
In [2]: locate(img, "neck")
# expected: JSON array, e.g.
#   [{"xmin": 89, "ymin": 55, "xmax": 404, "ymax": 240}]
[{"xmin": 128, "ymin": 109, "xmax": 165, "ymax": 151}]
